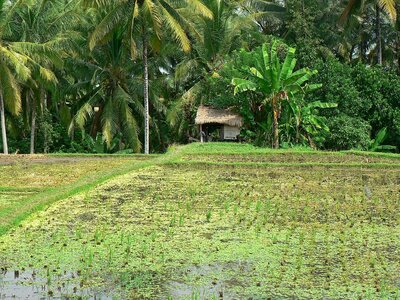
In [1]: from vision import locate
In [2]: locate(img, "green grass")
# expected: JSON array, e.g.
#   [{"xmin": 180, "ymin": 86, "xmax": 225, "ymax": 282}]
[
  {"xmin": 46, "ymin": 153, "xmax": 161, "ymax": 157},
  {"xmin": 0, "ymin": 143, "xmax": 399, "ymax": 299},
  {"xmin": 179, "ymin": 142, "xmax": 400, "ymax": 158},
  {"xmin": 0, "ymin": 155, "xmax": 158, "ymax": 236}
]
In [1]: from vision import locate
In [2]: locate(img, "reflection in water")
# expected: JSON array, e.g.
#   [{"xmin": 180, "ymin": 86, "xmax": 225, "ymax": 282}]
[
  {"xmin": 0, "ymin": 269, "xmax": 112, "ymax": 299},
  {"xmin": 166, "ymin": 262, "xmax": 249, "ymax": 299}
]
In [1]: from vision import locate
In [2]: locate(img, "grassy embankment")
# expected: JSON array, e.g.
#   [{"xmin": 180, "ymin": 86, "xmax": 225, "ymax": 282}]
[{"xmin": 0, "ymin": 143, "xmax": 399, "ymax": 299}]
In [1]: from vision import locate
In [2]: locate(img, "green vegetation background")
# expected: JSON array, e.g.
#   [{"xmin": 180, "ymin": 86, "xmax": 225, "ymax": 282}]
[{"xmin": 0, "ymin": 0, "xmax": 400, "ymax": 154}]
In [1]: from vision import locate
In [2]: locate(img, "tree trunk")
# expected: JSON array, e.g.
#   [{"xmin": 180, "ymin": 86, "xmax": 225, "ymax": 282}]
[
  {"xmin": 359, "ymin": 20, "xmax": 367, "ymax": 63},
  {"xmin": 272, "ymin": 97, "xmax": 279, "ymax": 149},
  {"xmin": 41, "ymin": 90, "xmax": 49, "ymax": 154},
  {"xmin": 397, "ymin": 35, "xmax": 400, "ymax": 73},
  {"xmin": 306, "ymin": 133, "xmax": 316, "ymax": 149},
  {"xmin": 296, "ymin": 121, "xmax": 300, "ymax": 144},
  {"xmin": 142, "ymin": 29, "xmax": 150, "ymax": 154},
  {"xmin": 360, "ymin": 40, "xmax": 367, "ymax": 62},
  {"xmin": 90, "ymin": 106, "xmax": 101, "ymax": 138},
  {"xmin": 0, "ymin": 92, "xmax": 8, "ymax": 154},
  {"xmin": 30, "ymin": 95, "xmax": 36, "ymax": 154},
  {"xmin": 349, "ymin": 44, "xmax": 355, "ymax": 62},
  {"xmin": 398, "ymin": 45, "xmax": 400, "ymax": 74},
  {"xmin": 376, "ymin": 4, "xmax": 382, "ymax": 65}
]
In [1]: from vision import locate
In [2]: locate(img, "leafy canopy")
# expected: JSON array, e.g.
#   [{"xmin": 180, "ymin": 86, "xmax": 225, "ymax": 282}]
[{"xmin": 232, "ymin": 41, "xmax": 321, "ymax": 102}]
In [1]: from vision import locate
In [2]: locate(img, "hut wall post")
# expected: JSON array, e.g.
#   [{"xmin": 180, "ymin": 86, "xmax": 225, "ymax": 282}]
[{"xmin": 200, "ymin": 124, "xmax": 204, "ymax": 143}]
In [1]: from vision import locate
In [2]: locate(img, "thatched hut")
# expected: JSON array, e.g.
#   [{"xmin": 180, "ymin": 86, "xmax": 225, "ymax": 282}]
[{"xmin": 195, "ymin": 105, "xmax": 243, "ymax": 142}]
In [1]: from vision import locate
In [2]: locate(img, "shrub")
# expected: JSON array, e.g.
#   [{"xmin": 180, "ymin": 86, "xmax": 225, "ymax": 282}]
[{"xmin": 324, "ymin": 114, "xmax": 371, "ymax": 150}]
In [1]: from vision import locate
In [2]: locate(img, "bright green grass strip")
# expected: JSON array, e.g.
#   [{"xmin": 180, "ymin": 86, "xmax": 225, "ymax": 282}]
[
  {"xmin": 0, "ymin": 186, "xmax": 45, "ymax": 193},
  {"xmin": 182, "ymin": 150, "xmax": 400, "ymax": 158},
  {"xmin": 343, "ymin": 150, "xmax": 400, "ymax": 159},
  {"xmin": 0, "ymin": 156, "xmax": 166, "ymax": 236},
  {"xmin": 46, "ymin": 153, "xmax": 161, "ymax": 158},
  {"xmin": 163, "ymin": 160, "xmax": 400, "ymax": 169},
  {"xmin": 177, "ymin": 142, "xmax": 400, "ymax": 158}
]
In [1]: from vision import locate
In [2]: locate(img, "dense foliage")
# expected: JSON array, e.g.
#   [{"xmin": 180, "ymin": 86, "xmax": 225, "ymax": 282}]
[{"xmin": 0, "ymin": 0, "xmax": 399, "ymax": 153}]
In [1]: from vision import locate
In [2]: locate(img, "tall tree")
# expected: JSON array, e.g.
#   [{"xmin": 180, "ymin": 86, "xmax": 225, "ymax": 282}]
[
  {"xmin": 0, "ymin": 0, "xmax": 63, "ymax": 154},
  {"xmin": 68, "ymin": 27, "xmax": 143, "ymax": 152},
  {"xmin": 169, "ymin": 0, "xmax": 255, "ymax": 140},
  {"xmin": 0, "ymin": 0, "xmax": 30, "ymax": 154},
  {"xmin": 12, "ymin": 0, "xmax": 77, "ymax": 153},
  {"xmin": 85, "ymin": 0, "xmax": 212, "ymax": 154},
  {"xmin": 340, "ymin": 0, "xmax": 397, "ymax": 65},
  {"xmin": 240, "ymin": 0, "xmax": 286, "ymax": 35}
]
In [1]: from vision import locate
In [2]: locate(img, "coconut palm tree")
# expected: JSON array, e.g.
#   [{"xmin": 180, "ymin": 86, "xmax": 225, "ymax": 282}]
[
  {"xmin": 84, "ymin": 0, "xmax": 212, "ymax": 154},
  {"xmin": 232, "ymin": 42, "xmax": 321, "ymax": 148},
  {"xmin": 168, "ymin": 0, "xmax": 253, "ymax": 140},
  {"xmin": 0, "ymin": 0, "xmax": 57, "ymax": 154},
  {"xmin": 68, "ymin": 26, "xmax": 143, "ymax": 152},
  {"xmin": 340, "ymin": 0, "xmax": 397, "ymax": 65},
  {"xmin": 0, "ymin": 1, "xmax": 26, "ymax": 154},
  {"xmin": 12, "ymin": 0, "xmax": 80, "ymax": 153},
  {"xmin": 240, "ymin": 0, "xmax": 286, "ymax": 35}
]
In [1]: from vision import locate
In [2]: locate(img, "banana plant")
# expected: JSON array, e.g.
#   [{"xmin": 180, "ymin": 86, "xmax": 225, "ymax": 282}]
[
  {"xmin": 287, "ymin": 100, "xmax": 338, "ymax": 148},
  {"xmin": 369, "ymin": 127, "xmax": 397, "ymax": 152},
  {"xmin": 232, "ymin": 41, "xmax": 321, "ymax": 148}
]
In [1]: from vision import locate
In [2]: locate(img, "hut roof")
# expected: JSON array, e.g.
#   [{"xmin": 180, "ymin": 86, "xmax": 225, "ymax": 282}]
[{"xmin": 195, "ymin": 105, "xmax": 243, "ymax": 127}]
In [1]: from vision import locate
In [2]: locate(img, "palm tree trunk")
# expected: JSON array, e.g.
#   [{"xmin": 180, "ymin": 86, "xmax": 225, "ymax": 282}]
[
  {"xmin": 30, "ymin": 96, "xmax": 36, "ymax": 154},
  {"xmin": 397, "ymin": 34, "xmax": 400, "ymax": 73},
  {"xmin": 90, "ymin": 106, "xmax": 101, "ymax": 138},
  {"xmin": 376, "ymin": 4, "xmax": 382, "ymax": 65},
  {"xmin": 0, "ymin": 92, "xmax": 8, "ymax": 154},
  {"xmin": 142, "ymin": 29, "xmax": 150, "ymax": 154},
  {"xmin": 272, "ymin": 97, "xmax": 279, "ymax": 149},
  {"xmin": 360, "ymin": 40, "xmax": 367, "ymax": 62},
  {"xmin": 349, "ymin": 44, "xmax": 355, "ymax": 62},
  {"xmin": 41, "ymin": 90, "xmax": 49, "ymax": 154}
]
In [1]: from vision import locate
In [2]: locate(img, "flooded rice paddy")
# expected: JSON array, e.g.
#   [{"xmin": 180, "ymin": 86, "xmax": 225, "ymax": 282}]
[{"xmin": 0, "ymin": 145, "xmax": 399, "ymax": 299}]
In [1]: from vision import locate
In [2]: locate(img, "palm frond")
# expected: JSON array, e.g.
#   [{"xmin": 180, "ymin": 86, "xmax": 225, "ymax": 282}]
[
  {"xmin": 143, "ymin": 0, "xmax": 162, "ymax": 37},
  {"xmin": 115, "ymin": 85, "xmax": 141, "ymax": 152},
  {"xmin": 0, "ymin": 63, "xmax": 22, "ymax": 116},
  {"xmin": 185, "ymin": 0, "xmax": 213, "ymax": 19},
  {"xmin": 175, "ymin": 58, "xmax": 200, "ymax": 82},
  {"xmin": 128, "ymin": 0, "xmax": 140, "ymax": 58},
  {"xmin": 89, "ymin": 3, "xmax": 126, "ymax": 50},
  {"xmin": 378, "ymin": 0, "xmax": 397, "ymax": 21},
  {"xmin": 0, "ymin": 0, "xmax": 24, "ymax": 37},
  {"xmin": 339, "ymin": 0, "xmax": 362, "ymax": 25},
  {"xmin": 69, "ymin": 100, "xmax": 96, "ymax": 136},
  {"xmin": 82, "ymin": 0, "xmax": 120, "ymax": 8},
  {"xmin": 159, "ymin": 0, "xmax": 191, "ymax": 52},
  {"xmin": 0, "ymin": 46, "xmax": 31, "ymax": 81},
  {"xmin": 10, "ymin": 41, "xmax": 63, "ymax": 68}
]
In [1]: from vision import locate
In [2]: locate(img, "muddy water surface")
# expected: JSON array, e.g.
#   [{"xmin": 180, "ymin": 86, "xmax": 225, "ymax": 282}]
[{"xmin": 0, "ymin": 269, "xmax": 111, "ymax": 299}]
